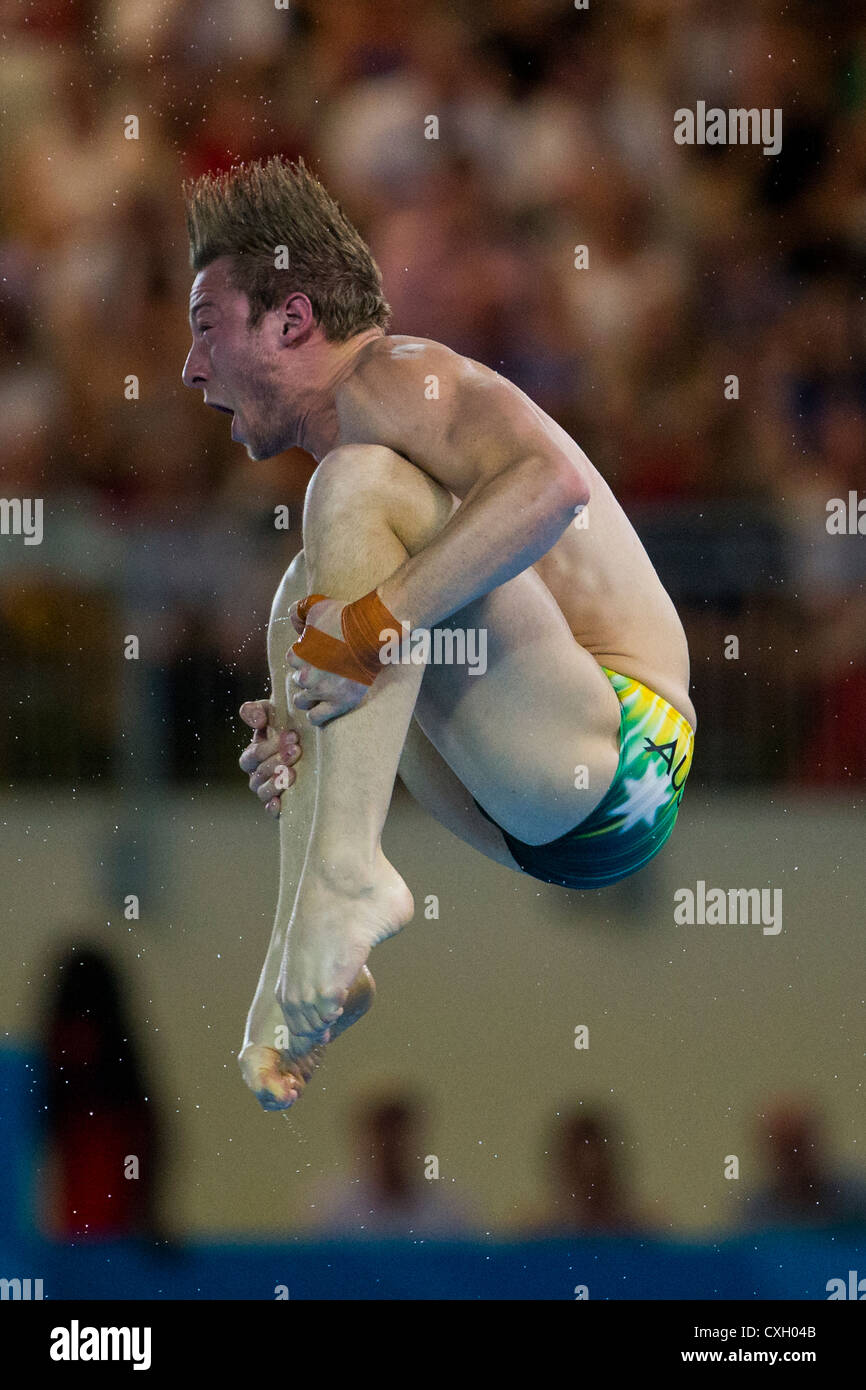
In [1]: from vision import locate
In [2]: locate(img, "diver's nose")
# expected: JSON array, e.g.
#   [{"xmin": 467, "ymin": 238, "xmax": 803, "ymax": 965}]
[{"xmin": 182, "ymin": 341, "xmax": 207, "ymax": 390}]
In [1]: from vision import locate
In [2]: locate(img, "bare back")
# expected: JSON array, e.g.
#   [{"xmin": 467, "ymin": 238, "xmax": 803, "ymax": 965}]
[{"xmin": 335, "ymin": 335, "xmax": 696, "ymax": 729}]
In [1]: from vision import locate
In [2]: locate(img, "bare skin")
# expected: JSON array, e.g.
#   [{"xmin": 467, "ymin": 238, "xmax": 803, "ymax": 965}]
[
  {"xmin": 336, "ymin": 337, "xmax": 695, "ymax": 726},
  {"xmin": 184, "ymin": 255, "xmax": 696, "ymax": 1104},
  {"xmin": 238, "ymin": 956, "xmax": 376, "ymax": 1111},
  {"xmin": 234, "ymin": 563, "xmax": 384, "ymax": 1106}
]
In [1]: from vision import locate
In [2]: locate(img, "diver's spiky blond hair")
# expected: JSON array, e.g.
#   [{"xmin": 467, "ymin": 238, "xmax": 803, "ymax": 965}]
[{"xmin": 183, "ymin": 156, "xmax": 390, "ymax": 340}]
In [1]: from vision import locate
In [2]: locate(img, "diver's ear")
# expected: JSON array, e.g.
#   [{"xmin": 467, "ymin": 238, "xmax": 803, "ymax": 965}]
[{"xmin": 278, "ymin": 292, "xmax": 315, "ymax": 345}]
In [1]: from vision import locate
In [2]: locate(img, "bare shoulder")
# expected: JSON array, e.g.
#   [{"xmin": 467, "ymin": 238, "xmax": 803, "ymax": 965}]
[
  {"xmin": 340, "ymin": 335, "xmax": 503, "ymax": 418},
  {"xmin": 337, "ymin": 335, "xmax": 583, "ymax": 496}
]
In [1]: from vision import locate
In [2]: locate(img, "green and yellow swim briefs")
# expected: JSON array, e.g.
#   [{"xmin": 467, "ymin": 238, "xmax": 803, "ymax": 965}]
[{"xmin": 474, "ymin": 666, "xmax": 695, "ymax": 890}]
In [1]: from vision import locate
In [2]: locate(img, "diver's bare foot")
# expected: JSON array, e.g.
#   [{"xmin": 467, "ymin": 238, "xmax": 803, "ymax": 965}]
[
  {"xmin": 240, "ymin": 965, "xmax": 376, "ymax": 1111},
  {"xmin": 277, "ymin": 852, "xmax": 413, "ymax": 1055}
]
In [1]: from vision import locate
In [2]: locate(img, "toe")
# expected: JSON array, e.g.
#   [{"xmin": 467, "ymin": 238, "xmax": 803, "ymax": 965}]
[
  {"xmin": 242, "ymin": 1047, "xmax": 300, "ymax": 1110},
  {"xmin": 258, "ymin": 1084, "xmax": 298, "ymax": 1111}
]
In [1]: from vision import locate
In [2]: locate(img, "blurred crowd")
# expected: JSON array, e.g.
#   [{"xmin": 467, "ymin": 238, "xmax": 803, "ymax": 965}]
[{"xmin": 1, "ymin": 0, "xmax": 865, "ymax": 786}]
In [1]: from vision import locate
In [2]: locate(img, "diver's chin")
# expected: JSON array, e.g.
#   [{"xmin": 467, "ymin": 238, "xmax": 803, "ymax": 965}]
[
  {"xmin": 242, "ymin": 439, "xmax": 279, "ymax": 462},
  {"xmin": 239, "ymin": 427, "xmax": 292, "ymax": 461},
  {"xmin": 231, "ymin": 408, "xmax": 293, "ymax": 459}
]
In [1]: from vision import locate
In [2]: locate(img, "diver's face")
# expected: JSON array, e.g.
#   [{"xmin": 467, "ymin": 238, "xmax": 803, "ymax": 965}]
[{"xmin": 182, "ymin": 258, "xmax": 294, "ymax": 460}]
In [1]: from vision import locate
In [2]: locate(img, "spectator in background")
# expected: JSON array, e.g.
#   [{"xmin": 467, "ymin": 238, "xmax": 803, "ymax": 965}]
[
  {"xmin": 524, "ymin": 1106, "xmax": 651, "ymax": 1235},
  {"xmin": 742, "ymin": 1097, "xmax": 866, "ymax": 1230},
  {"xmin": 40, "ymin": 944, "xmax": 165, "ymax": 1242},
  {"xmin": 311, "ymin": 1090, "xmax": 475, "ymax": 1236}
]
